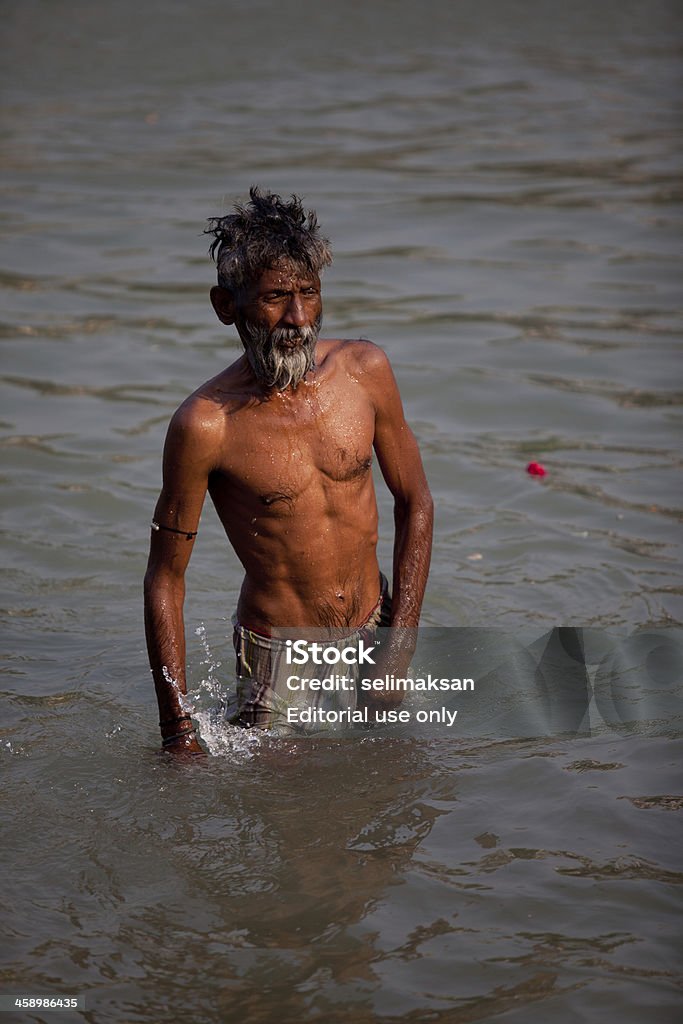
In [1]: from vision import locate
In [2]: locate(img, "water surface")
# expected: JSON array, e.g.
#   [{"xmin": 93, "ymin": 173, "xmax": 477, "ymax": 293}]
[{"xmin": 1, "ymin": 1, "xmax": 682, "ymax": 1021}]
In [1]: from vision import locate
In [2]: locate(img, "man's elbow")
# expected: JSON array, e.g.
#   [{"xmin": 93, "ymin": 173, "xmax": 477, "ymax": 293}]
[
  {"xmin": 396, "ymin": 486, "xmax": 433, "ymax": 524},
  {"xmin": 426, "ymin": 490, "xmax": 434, "ymax": 526},
  {"xmin": 421, "ymin": 487, "xmax": 434, "ymax": 521},
  {"xmin": 417, "ymin": 492, "xmax": 434, "ymax": 546},
  {"xmin": 143, "ymin": 565, "xmax": 159, "ymax": 602},
  {"xmin": 143, "ymin": 566, "xmax": 184, "ymax": 607}
]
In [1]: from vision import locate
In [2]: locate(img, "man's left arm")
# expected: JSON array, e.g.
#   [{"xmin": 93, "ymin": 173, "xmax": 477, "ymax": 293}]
[{"xmin": 364, "ymin": 343, "xmax": 433, "ymax": 688}]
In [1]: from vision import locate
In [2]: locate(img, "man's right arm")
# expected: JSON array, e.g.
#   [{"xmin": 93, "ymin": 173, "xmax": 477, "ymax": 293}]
[{"xmin": 143, "ymin": 399, "xmax": 219, "ymax": 753}]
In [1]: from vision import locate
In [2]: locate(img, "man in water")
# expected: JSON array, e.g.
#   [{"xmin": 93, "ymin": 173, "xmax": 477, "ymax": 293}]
[{"xmin": 144, "ymin": 188, "xmax": 433, "ymax": 752}]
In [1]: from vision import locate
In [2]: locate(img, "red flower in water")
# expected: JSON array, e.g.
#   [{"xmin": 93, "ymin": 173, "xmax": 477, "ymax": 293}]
[{"xmin": 526, "ymin": 461, "xmax": 547, "ymax": 477}]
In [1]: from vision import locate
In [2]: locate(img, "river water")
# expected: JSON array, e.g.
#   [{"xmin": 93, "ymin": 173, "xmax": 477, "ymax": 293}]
[{"xmin": 2, "ymin": 1, "xmax": 682, "ymax": 1021}]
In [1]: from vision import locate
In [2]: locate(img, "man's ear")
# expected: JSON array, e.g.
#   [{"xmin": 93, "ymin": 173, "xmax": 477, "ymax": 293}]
[{"xmin": 210, "ymin": 285, "xmax": 237, "ymax": 325}]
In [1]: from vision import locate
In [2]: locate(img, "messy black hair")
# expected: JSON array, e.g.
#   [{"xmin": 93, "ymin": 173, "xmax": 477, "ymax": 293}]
[{"xmin": 205, "ymin": 186, "xmax": 332, "ymax": 299}]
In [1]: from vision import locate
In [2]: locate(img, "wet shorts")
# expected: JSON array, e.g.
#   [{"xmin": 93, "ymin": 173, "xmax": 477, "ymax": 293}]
[{"xmin": 227, "ymin": 574, "xmax": 391, "ymax": 732}]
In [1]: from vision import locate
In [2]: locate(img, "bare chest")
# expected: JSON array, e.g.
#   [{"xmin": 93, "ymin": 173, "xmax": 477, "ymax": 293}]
[{"xmin": 213, "ymin": 384, "xmax": 376, "ymax": 504}]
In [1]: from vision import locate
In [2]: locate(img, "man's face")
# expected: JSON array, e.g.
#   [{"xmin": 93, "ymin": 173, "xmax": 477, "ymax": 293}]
[{"xmin": 236, "ymin": 263, "xmax": 323, "ymax": 391}]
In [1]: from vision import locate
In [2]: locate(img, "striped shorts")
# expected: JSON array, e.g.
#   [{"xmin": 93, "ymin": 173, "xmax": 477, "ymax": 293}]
[{"xmin": 227, "ymin": 574, "xmax": 391, "ymax": 732}]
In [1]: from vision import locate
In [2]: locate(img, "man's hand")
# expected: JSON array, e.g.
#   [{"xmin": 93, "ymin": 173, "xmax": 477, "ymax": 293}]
[{"xmin": 358, "ymin": 626, "xmax": 417, "ymax": 720}]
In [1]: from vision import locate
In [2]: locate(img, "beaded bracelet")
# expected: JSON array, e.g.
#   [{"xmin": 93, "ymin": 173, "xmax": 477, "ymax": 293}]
[{"xmin": 151, "ymin": 520, "xmax": 197, "ymax": 540}]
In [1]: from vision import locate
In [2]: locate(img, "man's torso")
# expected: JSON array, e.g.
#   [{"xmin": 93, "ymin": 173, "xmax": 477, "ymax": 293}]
[{"xmin": 191, "ymin": 340, "xmax": 383, "ymax": 630}]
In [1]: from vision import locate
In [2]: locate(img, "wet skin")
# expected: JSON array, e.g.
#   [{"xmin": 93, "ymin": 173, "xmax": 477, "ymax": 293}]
[{"xmin": 144, "ymin": 264, "xmax": 433, "ymax": 752}]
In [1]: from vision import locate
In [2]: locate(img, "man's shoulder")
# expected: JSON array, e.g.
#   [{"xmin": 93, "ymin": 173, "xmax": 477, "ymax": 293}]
[
  {"xmin": 320, "ymin": 338, "xmax": 393, "ymax": 377},
  {"xmin": 167, "ymin": 383, "xmax": 228, "ymax": 450},
  {"xmin": 170, "ymin": 358, "xmax": 252, "ymax": 433},
  {"xmin": 320, "ymin": 339, "xmax": 404, "ymax": 420}
]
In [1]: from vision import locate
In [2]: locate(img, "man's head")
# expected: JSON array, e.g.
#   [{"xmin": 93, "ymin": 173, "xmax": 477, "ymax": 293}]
[{"xmin": 206, "ymin": 188, "xmax": 332, "ymax": 390}]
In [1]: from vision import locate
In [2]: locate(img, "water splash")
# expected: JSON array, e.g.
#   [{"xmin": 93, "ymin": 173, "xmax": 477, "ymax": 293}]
[
  {"xmin": 161, "ymin": 665, "xmax": 194, "ymax": 714},
  {"xmin": 193, "ymin": 622, "xmax": 223, "ymax": 703},
  {"xmin": 192, "ymin": 707, "xmax": 264, "ymax": 759},
  {"xmin": 186, "ymin": 622, "xmax": 263, "ymax": 757}
]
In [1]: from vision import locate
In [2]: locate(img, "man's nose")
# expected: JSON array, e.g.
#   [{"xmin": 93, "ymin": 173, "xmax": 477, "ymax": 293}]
[{"xmin": 283, "ymin": 294, "xmax": 307, "ymax": 327}]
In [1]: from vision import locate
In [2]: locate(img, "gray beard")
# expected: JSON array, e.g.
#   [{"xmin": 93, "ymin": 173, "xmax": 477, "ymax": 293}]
[{"xmin": 240, "ymin": 316, "xmax": 321, "ymax": 391}]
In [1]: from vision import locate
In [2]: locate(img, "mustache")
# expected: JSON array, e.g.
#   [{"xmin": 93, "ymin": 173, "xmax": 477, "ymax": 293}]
[{"xmin": 269, "ymin": 325, "xmax": 318, "ymax": 348}]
